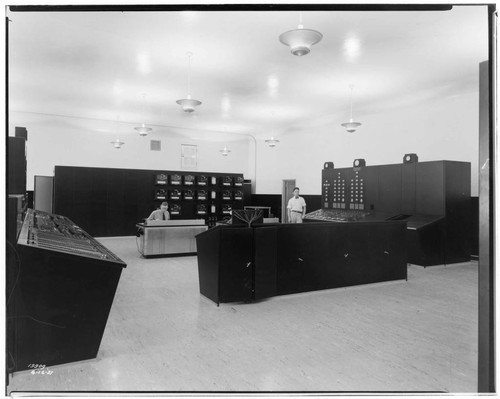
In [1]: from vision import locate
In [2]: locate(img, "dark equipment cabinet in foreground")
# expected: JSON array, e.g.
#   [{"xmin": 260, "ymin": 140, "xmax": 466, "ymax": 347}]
[
  {"xmin": 197, "ymin": 227, "xmax": 254, "ymax": 304},
  {"xmin": 7, "ymin": 209, "xmax": 126, "ymax": 372},
  {"xmin": 196, "ymin": 221, "xmax": 407, "ymax": 305}
]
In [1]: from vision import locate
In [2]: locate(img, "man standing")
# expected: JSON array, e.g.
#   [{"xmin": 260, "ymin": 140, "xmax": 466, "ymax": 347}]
[{"xmin": 287, "ymin": 187, "xmax": 306, "ymax": 223}]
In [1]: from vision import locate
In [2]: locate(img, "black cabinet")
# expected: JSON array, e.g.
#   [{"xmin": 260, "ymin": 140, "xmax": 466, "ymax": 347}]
[
  {"xmin": 253, "ymin": 227, "xmax": 277, "ymax": 300},
  {"xmin": 196, "ymin": 226, "xmax": 253, "ymax": 305},
  {"xmin": 196, "ymin": 221, "xmax": 407, "ymax": 304},
  {"xmin": 219, "ymin": 228, "xmax": 253, "ymax": 303}
]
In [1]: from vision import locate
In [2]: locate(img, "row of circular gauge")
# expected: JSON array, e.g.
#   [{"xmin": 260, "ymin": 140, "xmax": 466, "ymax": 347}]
[
  {"xmin": 154, "ymin": 189, "xmax": 243, "ymax": 201},
  {"xmin": 155, "ymin": 174, "xmax": 244, "ymax": 187}
]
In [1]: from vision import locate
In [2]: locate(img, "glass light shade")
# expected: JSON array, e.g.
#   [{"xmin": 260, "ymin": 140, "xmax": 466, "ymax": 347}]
[
  {"xmin": 279, "ymin": 26, "xmax": 323, "ymax": 56},
  {"xmin": 265, "ymin": 137, "xmax": 280, "ymax": 147},
  {"xmin": 341, "ymin": 119, "xmax": 362, "ymax": 133},
  {"xmin": 110, "ymin": 138, "xmax": 125, "ymax": 149},
  {"xmin": 176, "ymin": 96, "xmax": 202, "ymax": 112},
  {"xmin": 134, "ymin": 123, "xmax": 152, "ymax": 136}
]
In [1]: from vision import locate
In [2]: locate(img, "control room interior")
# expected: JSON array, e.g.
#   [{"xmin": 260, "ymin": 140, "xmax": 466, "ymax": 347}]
[{"xmin": 5, "ymin": 3, "xmax": 495, "ymax": 395}]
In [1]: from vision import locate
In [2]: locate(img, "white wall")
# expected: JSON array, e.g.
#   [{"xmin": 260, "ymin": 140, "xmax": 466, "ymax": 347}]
[
  {"xmin": 254, "ymin": 90, "xmax": 479, "ymax": 196},
  {"xmin": 10, "ymin": 87, "xmax": 479, "ymax": 196},
  {"xmin": 9, "ymin": 112, "xmax": 252, "ymax": 190}
]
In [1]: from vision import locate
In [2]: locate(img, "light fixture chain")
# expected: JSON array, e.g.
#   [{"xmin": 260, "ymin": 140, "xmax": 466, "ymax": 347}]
[
  {"xmin": 141, "ymin": 93, "xmax": 146, "ymax": 122},
  {"xmin": 350, "ymin": 85, "xmax": 354, "ymax": 119},
  {"xmin": 187, "ymin": 52, "xmax": 192, "ymax": 96}
]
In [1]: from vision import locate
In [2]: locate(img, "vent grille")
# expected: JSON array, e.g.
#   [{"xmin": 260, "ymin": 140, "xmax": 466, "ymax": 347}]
[{"xmin": 150, "ymin": 140, "xmax": 161, "ymax": 151}]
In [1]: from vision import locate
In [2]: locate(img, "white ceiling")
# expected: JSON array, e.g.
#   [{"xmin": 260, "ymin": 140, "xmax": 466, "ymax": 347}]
[{"xmin": 7, "ymin": 4, "xmax": 489, "ymax": 140}]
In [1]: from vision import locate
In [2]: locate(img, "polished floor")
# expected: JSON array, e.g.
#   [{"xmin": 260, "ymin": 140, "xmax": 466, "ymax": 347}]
[{"xmin": 7, "ymin": 236, "xmax": 478, "ymax": 394}]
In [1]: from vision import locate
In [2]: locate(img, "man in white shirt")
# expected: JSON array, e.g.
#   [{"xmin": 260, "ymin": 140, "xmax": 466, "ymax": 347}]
[
  {"xmin": 147, "ymin": 201, "xmax": 170, "ymax": 221},
  {"xmin": 287, "ymin": 187, "xmax": 306, "ymax": 223}
]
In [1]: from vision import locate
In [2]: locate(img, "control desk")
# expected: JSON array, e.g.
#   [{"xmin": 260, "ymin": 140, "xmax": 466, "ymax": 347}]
[{"xmin": 136, "ymin": 219, "xmax": 208, "ymax": 257}]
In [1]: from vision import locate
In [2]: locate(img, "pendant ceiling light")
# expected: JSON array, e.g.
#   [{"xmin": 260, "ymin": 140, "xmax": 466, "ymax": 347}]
[
  {"xmin": 265, "ymin": 114, "xmax": 280, "ymax": 147},
  {"xmin": 176, "ymin": 52, "xmax": 202, "ymax": 112},
  {"xmin": 134, "ymin": 93, "xmax": 152, "ymax": 136},
  {"xmin": 110, "ymin": 116, "xmax": 125, "ymax": 149},
  {"xmin": 341, "ymin": 84, "xmax": 362, "ymax": 133},
  {"xmin": 111, "ymin": 138, "xmax": 125, "ymax": 149},
  {"xmin": 220, "ymin": 145, "xmax": 231, "ymax": 156},
  {"xmin": 265, "ymin": 137, "xmax": 280, "ymax": 147},
  {"xmin": 279, "ymin": 12, "xmax": 323, "ymax": 56}
]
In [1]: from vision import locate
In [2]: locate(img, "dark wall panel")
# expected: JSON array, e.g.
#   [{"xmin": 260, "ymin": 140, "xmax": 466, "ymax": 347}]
[
  {"xmin": 250, "ymin": 194, "xmax": 281, "ymax": 219},
  {"xmin": 7, "ymin": 137, "xmax": 26, "ymax": 195},
  {"xmin": 54, "ymin": 166, "xmax": 245, "ymax": 237},
  {"xmin": 401, "ymin": 163, "xmax": 417, "ymax": 214},
  {"xmin": 91, "ymin": 170, "xmax": 108, "ymax": 237},
  {"xmin": 377, "ymin": 164, "xmax": 402, "ymax": 213},
  {"xmin": 301, "ymin": 195, "xmax": 321, "ymax": 213},
  {"xmin": 443, "ymin": 161, "xmax": 472, "ymax": 263},
  {"xmin": 358, "ymin": 166, "xmax": 379, "ymax": 211},
  {"xmin": 416, "ymin": 162, "xmax": 445, "ymax": 215}
]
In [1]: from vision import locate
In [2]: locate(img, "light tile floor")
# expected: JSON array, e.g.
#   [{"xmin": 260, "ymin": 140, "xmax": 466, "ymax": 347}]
[{"xmin": 7, "ymin": 237, "xmax": 478, "ymax": 394}]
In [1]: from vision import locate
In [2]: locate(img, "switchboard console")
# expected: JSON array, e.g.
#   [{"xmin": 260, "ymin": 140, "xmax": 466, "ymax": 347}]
[
  {"xmin": 322, "ymin": 168, "xmax": 366, "ymax": 211},
  {"xmin": 304, "ymin": 208, "xmax": 371, "ymax": 222},
  {"xmin": 9, "ymin": 209, "xmax": 126, "ymax": 372},
  {"xmin": 18, "ymin": 209, "xmax": 124, "ymax": 264},
  {"xmin": 312, "ymin": 160, "xmax": 471, "ymax": 266}
]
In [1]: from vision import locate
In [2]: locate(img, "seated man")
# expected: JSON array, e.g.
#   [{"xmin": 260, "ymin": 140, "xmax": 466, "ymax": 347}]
[{"xmin": 147, "ymin": 201, "xmax": 170, "ymax": 221}]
